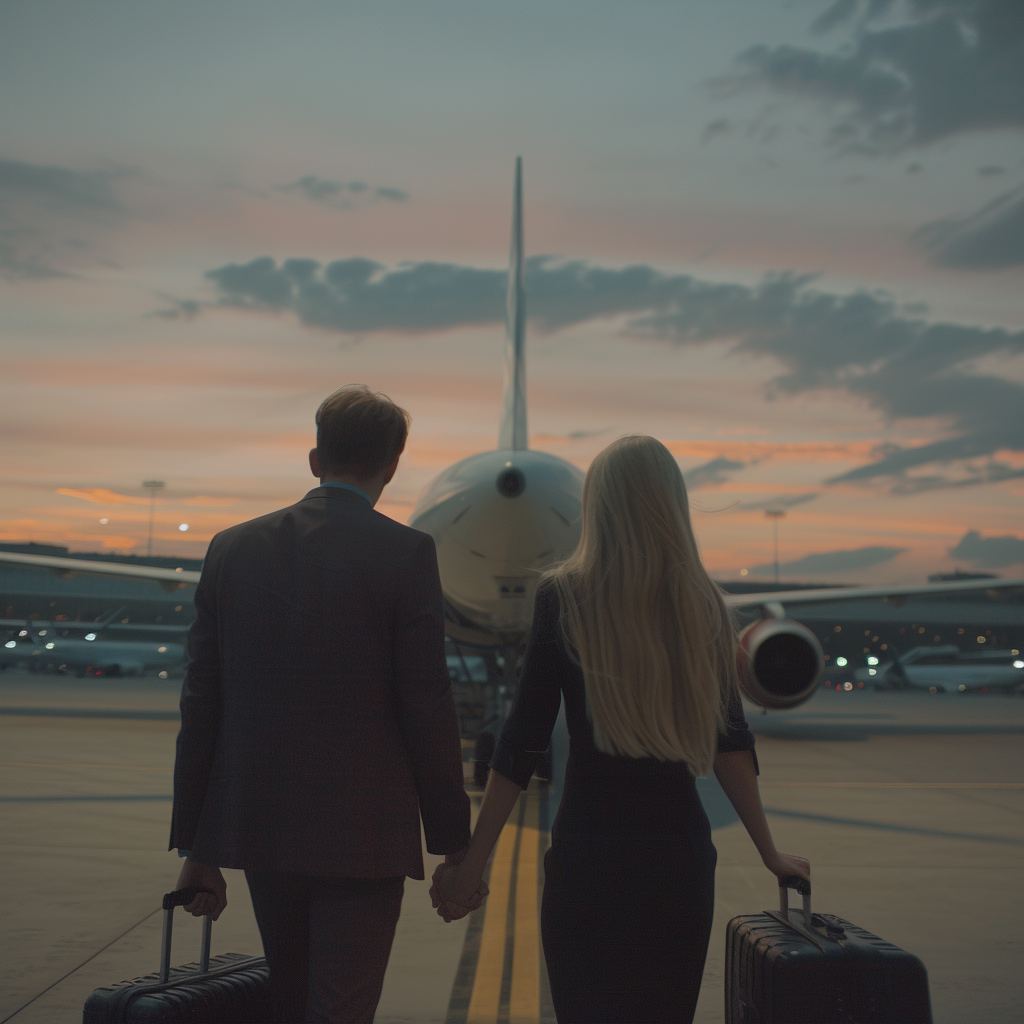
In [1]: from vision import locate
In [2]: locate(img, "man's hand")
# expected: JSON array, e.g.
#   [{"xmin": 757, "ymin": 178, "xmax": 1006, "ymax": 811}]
[
  {"xmin": 430, "ymin": 861, "xmax": 488, "ymax": 923},
  {"xmin": 175, "ymin": 859, "xmax": 228, "ymax": 921}
]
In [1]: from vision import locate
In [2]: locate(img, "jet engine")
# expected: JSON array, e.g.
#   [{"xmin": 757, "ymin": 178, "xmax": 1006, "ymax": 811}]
[{"xmin": 737, "ymin": 617, "xmax": 824, "ymax": 710}]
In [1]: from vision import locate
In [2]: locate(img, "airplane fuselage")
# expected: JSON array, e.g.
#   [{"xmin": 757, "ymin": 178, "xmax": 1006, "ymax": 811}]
[
  {"xmin": 410, "ymin": 449, "xmax": 583, "ymax": 646},
  {"xmin": 857, "ymin": 663, "xmax": 1024, "ymax": 692},
  {"xmin": 2, "ymin": 636, "xmax": 185, "ymax": 675}
]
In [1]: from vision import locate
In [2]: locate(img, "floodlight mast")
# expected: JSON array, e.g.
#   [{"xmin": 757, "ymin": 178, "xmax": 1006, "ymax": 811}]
[
  {"xmin": 765, "ymin": 507, "xmax": 785, "ymax": 585},
  {"xmin": 143, "ymin": 480, "xmax": 165, "ymax": 557}
]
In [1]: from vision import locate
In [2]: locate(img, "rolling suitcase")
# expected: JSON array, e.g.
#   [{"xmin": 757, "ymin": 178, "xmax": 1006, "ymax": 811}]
[
  {"xmin": 83, "ymin": 887, "xmax": 271, "ymax": 1023},
  {"xmin": 725, "ymin": 876, "xmax": 932, "ymax": 1023}
]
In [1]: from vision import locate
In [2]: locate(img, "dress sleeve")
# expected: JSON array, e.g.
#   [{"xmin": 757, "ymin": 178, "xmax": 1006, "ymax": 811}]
[
  {"xmin": 490, "ymin": 583, "xmax": 564, "ymax": 789},
  {"xmin": 717, "ymin": 684, "xmax": 759, "ymax": 775}
]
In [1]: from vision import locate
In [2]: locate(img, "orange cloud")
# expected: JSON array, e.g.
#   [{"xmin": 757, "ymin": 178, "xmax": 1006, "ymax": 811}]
[
  {"xmin": 183, "ymin": 496, "xmax": 240, "ymax": 507},
  {"xmin": 993, "ymin": 449, "xmax": 1024, "ymax": 468},
  {"xmin": 56, "ymin": 488, "xmax": 154, "ymax": 506},
  {"xmin": 0, "ymin": 518, "xmax": 138, "ymax": 550},
  {"xmin": 664, "ymin": 440, "xmax": 883, "ymax": 463},
  {"xmin": 700, "ymin": 481, "xmax": 821, "ymax": 495}
]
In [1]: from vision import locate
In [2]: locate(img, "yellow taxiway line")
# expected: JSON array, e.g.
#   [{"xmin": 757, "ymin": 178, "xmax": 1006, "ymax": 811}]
[
  {"xmin": 465, "ymin": 797, "xmax": 520, "ymax": 1024},
  {"xmin": 459, "ymin": 784, "xmax": 549, "ymax": 1024},
  {"xmin": 510, "ymin": 793, "xmax": 541, "ymax": 1024}
]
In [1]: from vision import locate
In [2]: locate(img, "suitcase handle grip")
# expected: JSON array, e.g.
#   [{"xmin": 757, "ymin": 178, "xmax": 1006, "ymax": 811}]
[
  {"xmin": 163, "ymin": 887, "xmax": 215, "ymax": 910},
  {"xmin": 778, "ymin": 875, "xmax": 811, "ymax": 923},
  {"xmin": 160, "ymin": 889, "xmax": 215, "ymax": 983}
]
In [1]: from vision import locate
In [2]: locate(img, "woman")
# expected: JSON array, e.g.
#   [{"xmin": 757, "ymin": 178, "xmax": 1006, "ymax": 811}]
[{"xmin": 432, "ymin": 435, "xmax": 809, "ymax": 1023}]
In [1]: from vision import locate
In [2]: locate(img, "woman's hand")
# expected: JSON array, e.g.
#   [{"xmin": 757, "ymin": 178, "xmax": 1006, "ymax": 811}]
[
  {"xmin": 430, "ymin": 862, "xmax": 489, "ymax": 923},
  {"xmin": 762, "ymin": 851, "xmax": 811, "ymax": 883}
]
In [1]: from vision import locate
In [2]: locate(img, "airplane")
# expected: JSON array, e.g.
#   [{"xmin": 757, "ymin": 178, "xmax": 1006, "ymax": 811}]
[
  {"xmin": 2, "ymin": 627, "xmax": 184, "ymax": 677},
  {"xmin": 0, "ymin": 605, "xmax": 185, "ymax": 677},
  {"xmin": 853, "ymin": 643, "xmax": 1024, "ymax": 695},
  {"xmin": 2, "ymin": 158, "xmax": 1023, "ymax": 772}
]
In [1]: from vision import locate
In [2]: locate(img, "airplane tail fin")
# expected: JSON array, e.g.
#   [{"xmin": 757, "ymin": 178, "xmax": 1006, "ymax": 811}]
[
  {"xmin": 887, "ymin": 643, "xmax": 910, "ymax": 687},
  {"xmin": 498, "ymin": 157, "xmax": 528, "ymax": 451}
]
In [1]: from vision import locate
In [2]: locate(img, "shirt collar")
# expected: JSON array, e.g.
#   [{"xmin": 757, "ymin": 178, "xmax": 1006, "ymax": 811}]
[{"xmin": 320, "ymin": 481, "xmax": 373, "ymax": 505}]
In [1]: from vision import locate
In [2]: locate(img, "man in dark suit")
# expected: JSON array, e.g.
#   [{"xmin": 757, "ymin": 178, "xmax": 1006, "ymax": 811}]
[{"xmin": 170, "ymin": 384, "xmax": 477, "ymax": 1023}]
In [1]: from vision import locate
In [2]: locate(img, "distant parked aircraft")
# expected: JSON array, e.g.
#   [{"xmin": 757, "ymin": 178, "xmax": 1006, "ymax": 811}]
[
  {"xmin": 1, "ymin": 607, "xmax": 184, "ymax": 676},
  {"xmin": 855, "ymin": 643, "xmax": 1024, "ymax": 694}
]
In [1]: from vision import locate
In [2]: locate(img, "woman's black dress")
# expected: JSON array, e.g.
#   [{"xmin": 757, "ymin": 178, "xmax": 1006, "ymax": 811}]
[{"xmin": 490, "ymin": 583, "xmax": 758, "ymax": 1024}]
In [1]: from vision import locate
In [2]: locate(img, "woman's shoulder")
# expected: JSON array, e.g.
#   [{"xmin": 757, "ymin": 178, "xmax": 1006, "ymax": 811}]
[
  {"xmin": 534, "ymin": 573, "xmax": 568, "ymax": 616},
  {"xmin": 531, "ymin": 574, "xmax": 569, "ymax": 642}
]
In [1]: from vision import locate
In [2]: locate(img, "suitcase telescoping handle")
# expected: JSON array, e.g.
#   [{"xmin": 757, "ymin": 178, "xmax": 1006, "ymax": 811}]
[
  {"xmin": 159, "ymin": 888, "xmax": 215, "ymax": 984},
  {"xmin": 778, "ymin": 874, "xmax": 811, "ymax": 924}
]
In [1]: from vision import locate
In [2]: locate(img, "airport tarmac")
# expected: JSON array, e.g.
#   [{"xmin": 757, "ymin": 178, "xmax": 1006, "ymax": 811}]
[{"xmin": 2, "ymin": 668, "xmax": 1022, "ymax": 1023}]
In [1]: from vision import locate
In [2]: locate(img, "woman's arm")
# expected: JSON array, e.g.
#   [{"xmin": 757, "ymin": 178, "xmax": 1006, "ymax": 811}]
[
  {"xmin": 431, "ymin": 768, "xmax": 521, "ymax": 920},
  {"xmin": 713, "ymin": 749, "xmax": 810, "ymax": 881}
]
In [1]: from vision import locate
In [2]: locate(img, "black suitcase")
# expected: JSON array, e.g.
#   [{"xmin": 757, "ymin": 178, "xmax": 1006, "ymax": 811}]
[
  {"xmin": 84, "ymin": 887, "xmax": 271, "ymax": 1022},
  {"xmin": 725, "ymin": 876, "xmax": 932, "ymax": 1023}
]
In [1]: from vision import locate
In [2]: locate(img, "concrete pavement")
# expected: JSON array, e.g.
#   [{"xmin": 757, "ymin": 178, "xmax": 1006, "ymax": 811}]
[{"xmin": 1, "ymin": 670, "xmax": 1021, "ymax": 1022}]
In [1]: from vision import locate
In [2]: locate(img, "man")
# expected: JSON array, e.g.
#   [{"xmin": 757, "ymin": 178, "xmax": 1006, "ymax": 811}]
[{"xmin": 170, "ymin": 384, "xmax": 478, "ymax": 1023}]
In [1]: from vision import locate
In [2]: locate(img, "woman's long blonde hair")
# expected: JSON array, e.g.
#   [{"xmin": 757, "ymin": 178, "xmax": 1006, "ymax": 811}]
[{"xmin": 546, "ymin": 435, "xmax": 737, "ymax": 776}]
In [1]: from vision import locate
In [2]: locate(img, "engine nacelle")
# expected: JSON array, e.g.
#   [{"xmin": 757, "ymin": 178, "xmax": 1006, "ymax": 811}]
[{"xmin": 737, "ymin": 618, "xmax": 824, "ymax": 710}]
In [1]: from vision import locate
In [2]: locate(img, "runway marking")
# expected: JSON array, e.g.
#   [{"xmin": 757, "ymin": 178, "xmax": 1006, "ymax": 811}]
[
  {"xmin": 760, "ymin": 782, "xmax": 1024, "ymax": 788},
  {"xmin": 0, "ymin": 794, "xmax": 172, "ymax": 802},
  {"xmin": 0, "ymin": 707, "xmax": 178, "ymax": 720},
  {"xmin": 510, "ymin": 794, "xmax": 540, "ymax": 1024},
  {"xmin": 0, "ymin": 761, "xmax": 171, "ymax": 770},
  {"xmin": 449, "ymin": 782, "xmax": 553, "ymax": 1024},
  {"xmin": 465, "ymin": 797, "xmax": 519, "ymax": 1024},
  {"xmin": 765, "ymin": 806, "xmax": 1024, "ymax": 845},
  {"xmin": 0, "ymin": 906, "xmax": 161, "ymax": 1024}
]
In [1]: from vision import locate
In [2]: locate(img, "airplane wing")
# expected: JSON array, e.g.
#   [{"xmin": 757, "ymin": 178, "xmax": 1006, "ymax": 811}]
[
  {"xmin": 0, "ymin": 550, "xmax": 202, "ymax": 585},
  {"xmin": 6, "ymin": 549, "xmax": 1021, "ymax": 608},
  {"xmin": 723, "ymin": 575, "xmax": 1024, "ymax": 614}
]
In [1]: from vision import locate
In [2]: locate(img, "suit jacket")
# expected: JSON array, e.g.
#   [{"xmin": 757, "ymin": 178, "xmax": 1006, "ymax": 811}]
[{"xmin": 169, "ymin": 485, "xmax": 471, "ymax": 879}]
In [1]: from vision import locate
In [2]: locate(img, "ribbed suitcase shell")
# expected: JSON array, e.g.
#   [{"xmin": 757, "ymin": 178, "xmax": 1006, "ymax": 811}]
[
  {"xmin": 83, "ymin": 952, "xmax": 270, "ymax": 1023},
  {"xmin": 725, "ymin": 911, "xmax": 932, "ymax": 1023}
]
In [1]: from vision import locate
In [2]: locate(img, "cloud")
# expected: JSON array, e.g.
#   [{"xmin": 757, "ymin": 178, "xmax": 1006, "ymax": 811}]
[
  {"xmin": 709, "ymin": 1, "xmax": 1024, "ymax": 155},
  {"xmin": 885, "ymin": 460, "xmax": 1024, "ymax": 493},
  {"xmin": 700, "ymin": 118, "xmax": 733, "ymax": 143},
  {"xmin": 274, "ymin": 175, "xmax": 408, "ymax": 209},
  {"xmin": 151, "ymin": 296, "xmax": 203, "ymax": 320},
  {"xmin": 55, "ymin": 488, "xmax": 153, "ymax": 506},
  {"xmin": 747, "ymin": 545, "xmax": 905, "ymax": 576},
  {"xmin": 0, "ymin": 158, "xmax": 129, "ymax": 278},
  {"xmin": 183, "ymin": 495, "xmax": 240, "ymax": 507},
  {"xmin": 197, "ymin": 255, "xmax": 1024, "ymax": 484},
  {"xmin": 948, "ymin": 528, "xmax": 1024, "ymax": 566},
  {"xmin": 739, "ymin": 493, "xmax": 820, "ymax": 510},
  {"xmin": 682, "ymin": 456, "xmax": 745, "ymax": 488},
  {"xmin": 205, "ymin": 256, "xmax": 506, "ymax": 332},
  {"xmin": 912, "ymin": 185, "xmax": 1024, "ymax": 268}
]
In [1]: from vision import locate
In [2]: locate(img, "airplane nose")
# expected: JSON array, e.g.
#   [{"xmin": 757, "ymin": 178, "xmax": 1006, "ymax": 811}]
[{"xmin": 496, "ymin": 465, "xmax": 526, "ymax": 498}]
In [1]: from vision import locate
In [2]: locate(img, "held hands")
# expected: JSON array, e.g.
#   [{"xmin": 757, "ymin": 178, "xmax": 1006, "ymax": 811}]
[
  {"xmin": 430, "ymin": 860, "xmax": 489, "ymax": 923},
  {"xmin": 175, "ymin": 858, "xmax": 228, "ymax": 921},
  {"xmin": 762, "ymin": 851, "xmax": 811, "ymax": 883}
]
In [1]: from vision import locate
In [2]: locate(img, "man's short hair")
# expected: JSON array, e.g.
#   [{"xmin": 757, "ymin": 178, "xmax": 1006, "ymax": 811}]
[{"xmin": 315, "ymin": 385, "xmax": 411, "ymax": 480}]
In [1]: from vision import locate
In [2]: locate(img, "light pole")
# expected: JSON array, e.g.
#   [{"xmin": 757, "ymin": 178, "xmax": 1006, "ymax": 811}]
[
  {"xmin": 765, "ymin": 507, "xmax": 785, "ymax": 586},
  {"xmin": 142, "ymin": 481, "xmax": 165, "ymax": 557}
]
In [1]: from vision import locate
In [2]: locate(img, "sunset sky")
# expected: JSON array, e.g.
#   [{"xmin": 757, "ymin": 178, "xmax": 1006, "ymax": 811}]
[{"xmin": 2, "ymin": 0, "xmax": 1023, "ymax": 582}]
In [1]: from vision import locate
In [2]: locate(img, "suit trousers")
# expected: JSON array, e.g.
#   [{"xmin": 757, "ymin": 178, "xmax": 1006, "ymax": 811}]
[{"xmin": 245, "ymin": 869, "xmax": 405, "ymax": 1024}]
